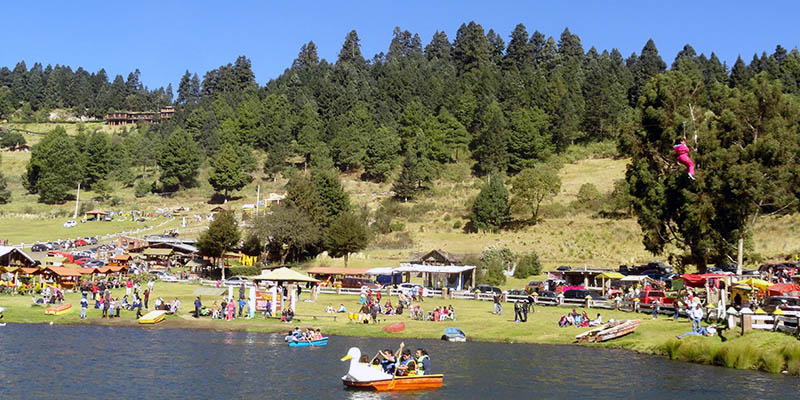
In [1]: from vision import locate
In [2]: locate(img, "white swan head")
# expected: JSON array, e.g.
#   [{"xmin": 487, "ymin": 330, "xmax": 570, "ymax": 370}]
[{"xmin": 341, "ymin": 347, "xmax": 392, "ymax": 382}]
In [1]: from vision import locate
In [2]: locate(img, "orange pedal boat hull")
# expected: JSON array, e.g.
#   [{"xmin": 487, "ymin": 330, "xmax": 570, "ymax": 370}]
[{"xmin": 343, "ymin": 374, "xmax": 443, "ymax": 391}]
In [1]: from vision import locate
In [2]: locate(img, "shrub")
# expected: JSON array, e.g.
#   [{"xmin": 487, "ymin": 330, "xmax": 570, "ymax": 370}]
[
  {"xmin": 539, "ymin": 203, "xmax": 568, "ymax": 218},
  {"xmin": 367, "ymin": 231, "xmax": 414, "ymax": 250},
  {"xmin": 572, "ymin": 183, "xmax": 602, "ymax": 211},
  {"xmin": 227, "ymin": 265, "xmax": 261, "ymax": 277},
  {"xmin": 389, "ymin": 222, "xmax": 405, "ymax": 232},
  {"xmin": 134, "ymin": 180, "xmax": 152, "ymax": 198},
  {"xmin": 478, "ymin": 247, "xmax": 513, "ymax": 286},
  {"xmin": 110, "ymin": 196, "xmax": 122, "ymax": 206},
  {"xmin": 514, "ymin": 253, "xmax": 542, "ymax": 278},
  {"xmin": 452, "ymin": 220, "xmax": 462, "ymax": 229}
]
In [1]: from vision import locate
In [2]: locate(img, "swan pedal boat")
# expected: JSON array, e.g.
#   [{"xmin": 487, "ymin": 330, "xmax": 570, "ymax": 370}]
[
  {"xmin": 289, "ymin": 337, "xmax": 328, "ymax": 347},
  {"xmin": 341, "ymin": 347, "xmax": 443, "ymax": 391}
]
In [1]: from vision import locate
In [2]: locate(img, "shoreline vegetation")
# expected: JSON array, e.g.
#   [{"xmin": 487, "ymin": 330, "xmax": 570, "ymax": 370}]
[{"xmin": 3, "ymin": 282, "xmax": 800, "ymax": 376}]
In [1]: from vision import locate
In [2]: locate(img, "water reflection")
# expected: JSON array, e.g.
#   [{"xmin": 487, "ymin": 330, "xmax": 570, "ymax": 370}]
[{"xmin": 0, "ymin": 324, "xmax": 796, "ymax": 400}]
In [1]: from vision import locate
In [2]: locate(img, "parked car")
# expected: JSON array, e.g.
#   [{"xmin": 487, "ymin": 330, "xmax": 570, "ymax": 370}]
[
  {"xmin": 525, "ymin": 280, "xmax": 544, "ymax": 294},
  {"xmin": 84, "ymin": 237, "xmax": 98, "ymax": 245},
  {"xmin": 563, "ymin": 289, "xmax": 603, "ymax": 301},
  {"xmin": 63, "ymin": 220, "xmax": 77, "ymax": 228},
  {"xmin": 31, "ymin": 244, "xmax": 48, "ymax": 252},
  {"xmin": 538, "ymin": 291, "xmax": 558, "ymax": 299},
  {"xmin": 225, "ymin": 276, "xmax": 250, "ymax": 285},
  {"xmin": 341, "ymin": 277, "xmax": 381, "ymax": 290},
  {"xmin": 397, "ymin": 283, "xmax": 422, "ymax": 294},
  {"xmin": 763, "ymin": 296, "xmax": 800, "ymax": 313},
  {"xmin": 507, "ymin": 289, "xmax": 527, "ymax": 296},
  {"xmin": 160, "ymin": 274, "xmax": 179, "ymax": 282},
  {"xmin": 46, "ymin": 242, "xmax": 61, "ymax": 250},
  {"xmin": 473, "ymin": 284, "xmax": 502, "ymax": 295},
  {"xmin": 74, "ymin": 238, "xmax": 88, "ymax": 246},
  {"xmin": 83, "ymin": 260, "xmax": 106, "ymax": 268},
  {"xmin": 556, "ymin": 265, "xmax": 571, "ymax": 271},
  {"xmin": 135, "ymin": 217, "xmax": 147, "ymax": 222}
]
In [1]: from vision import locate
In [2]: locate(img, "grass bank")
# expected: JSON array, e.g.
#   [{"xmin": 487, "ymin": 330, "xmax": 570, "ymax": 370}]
[{"xmin": 2, "ymin": 282, "xmax": 799, "ymax": 376}]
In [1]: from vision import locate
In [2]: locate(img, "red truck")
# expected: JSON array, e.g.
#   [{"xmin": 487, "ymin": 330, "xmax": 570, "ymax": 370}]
[{"xmin": 637, "ymin": 287, "xmax": 676, "ymax": 305}]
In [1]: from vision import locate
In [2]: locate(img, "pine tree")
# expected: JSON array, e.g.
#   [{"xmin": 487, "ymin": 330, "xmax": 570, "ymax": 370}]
[
  {"xmin": 197, "ymin": 211, "xmax": 240, "ymax": 276},
  {"xmin": 209, "ymin": 142, "xmax": 252, "ymax": 199},
  {"xmin": 157, "ymin": 128, "xmax": 201, "ymax": 190},
  {"xmin": 324, "ymin": 212, "xmax": 369, "ymax": 268},
  {"xmin": 83, "ymin": 130, "xmax": 111, "ymax": 189},
  {"xmin": 469, "ymin": 175, "xmax": 510, "ymax": 232},
  {"xmin": 629, "ymin": 39, "xmax": 667, "ymax": 104},
  {"xmin": 312, "ymin": 168, "xmax": 351, "ymax": 226},
  {"xmin": 362, "ymin": 125, "xmax": 400, "ymax": 182},
  {"xmin": 473, "ymin": 101, "xmax": 509, "ymax": 175},
  {"xmin": 504, "ymin": 24, "xmax": 531, "ymax": 71},
  {"xmin": 0, "ymin": 154, "xmax": 10, "ymax": 204}
]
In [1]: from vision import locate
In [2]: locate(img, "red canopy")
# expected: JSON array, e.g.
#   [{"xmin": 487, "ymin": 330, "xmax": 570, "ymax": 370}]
[
  {"xmin": 681, "ymin": 273, "xmax": 729, "ymax": 288},
  {"xmin": 767, "ymin": 283, "xmax": 800, "ymax": 297}
]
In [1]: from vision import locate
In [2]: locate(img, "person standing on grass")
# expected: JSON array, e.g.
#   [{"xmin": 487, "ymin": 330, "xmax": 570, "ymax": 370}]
[
  {"xmin": 514, "ymin": 300, "xmax": 523, "ymax": 322},
  {"xmin": 521, "ymin": 298, "xmax": 529, "ymax": 322},
  {"xmin": 652, "ymin": 299, "xmax": 660, "ymax": 320},
  {"xmin": 238, "ymin": 297, "xmax": 246, "ymax": 318},
  {"xmin": 80, "ymin": 295, "xmax": 88, "ymax": 319},
  {"xmin": 194, "ymin": 296, "xmax": 202, "ymax": 318},
  {"xmin": 493, "ymin": 292, "xmax": 502, "ymax": 315},
  {"xmin": 144, "ymin": 289, "xmax": 150, "ymax": 309},
  {"xmin": 148, "ymin": 279, "xmax": 154, "ymax": 294}
]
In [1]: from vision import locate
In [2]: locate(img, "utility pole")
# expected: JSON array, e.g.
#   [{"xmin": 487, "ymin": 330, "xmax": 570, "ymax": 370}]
[
  {"xmin": 256, "ymin": 183, "xmax": 261, "ymax": 216},
  {"xmin": 73, "ymin": 182, "xmax": 81, "ymax": 219}
]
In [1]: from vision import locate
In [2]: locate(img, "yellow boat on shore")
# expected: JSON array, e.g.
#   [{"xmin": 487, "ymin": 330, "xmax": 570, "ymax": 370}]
[
  {"xmin": 139, "ymin": 310, "xmax": 167, "ymax": 324},
  {"xmin": 45, "ymin": 303, "xmax": 71, "ymax": 315}
]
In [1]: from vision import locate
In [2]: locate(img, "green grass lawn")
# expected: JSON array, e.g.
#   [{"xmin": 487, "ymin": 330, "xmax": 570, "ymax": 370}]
[
  {"xmin": 2, "ymin": 281, "xmax": 799, "ymax": 374},
  {"xmin": 0, "ymin": 216, "xmax": 181, "ymax": 245}
]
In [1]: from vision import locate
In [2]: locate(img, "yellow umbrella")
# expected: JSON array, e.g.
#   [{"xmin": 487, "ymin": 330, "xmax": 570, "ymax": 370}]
[{"xmin": 733, "ymin": 278, "xmax": 771, "ymax": 291}]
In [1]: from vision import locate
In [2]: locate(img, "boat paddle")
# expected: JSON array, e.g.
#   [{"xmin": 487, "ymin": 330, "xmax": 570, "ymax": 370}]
[
  {"xmin": 388, "ymin": 342, "xmax": 405, "ymax": 390},
  {"xmin": 305, "ymin": 334, "xmax": 315, "ymax": 347}
]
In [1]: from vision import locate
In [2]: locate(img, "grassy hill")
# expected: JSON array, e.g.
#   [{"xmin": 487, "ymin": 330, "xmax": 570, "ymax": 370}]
[{"xmin": 1, "ymin": 124, "xmax": 799, "ymax": 282}]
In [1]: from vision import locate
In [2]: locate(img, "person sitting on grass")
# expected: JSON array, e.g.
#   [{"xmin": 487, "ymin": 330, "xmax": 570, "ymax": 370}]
[
  {"xmin": 326, "ymin": 303, "xmax": 334, "ymax": 313},
  {"xmin": 337, "ymin": 304, "xmax": 347, "ymax": 313},
  {"xmin": 589, "ymin": 313, "xmax": 603, "ymax": 326}
]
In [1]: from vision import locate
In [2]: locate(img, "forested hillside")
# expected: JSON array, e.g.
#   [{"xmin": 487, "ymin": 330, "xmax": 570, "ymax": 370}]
[{"xmin": 2, "ymin": 21, "xmax": 800, "ymax": 273}]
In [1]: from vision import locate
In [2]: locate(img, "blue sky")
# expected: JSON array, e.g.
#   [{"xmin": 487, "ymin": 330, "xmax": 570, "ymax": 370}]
[{"xmin": 2, "ymin": 1, "xmax": 798, "ymax": 90}]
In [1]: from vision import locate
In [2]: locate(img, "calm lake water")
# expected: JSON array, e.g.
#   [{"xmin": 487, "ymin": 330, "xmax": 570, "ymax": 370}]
[{"xmin": 0, "ymin": 324, "xmax": 796, "ymax": 399}]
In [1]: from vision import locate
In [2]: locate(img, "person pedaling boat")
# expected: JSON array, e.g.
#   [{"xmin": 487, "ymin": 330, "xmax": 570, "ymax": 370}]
[
  {"xmin": 284, "ymin": 327, "xmax": 303, "ymax": 343},
  {"xmin": 379, "ymin": 349, "xmax": 396, "ymax": 374},
  {"xmin": 415, "ymin": 348, "xmax": 431, "ymax": 376},
  {"xmin": 396, "ymin": 350, "xmax": 418, "ymax": 376}
]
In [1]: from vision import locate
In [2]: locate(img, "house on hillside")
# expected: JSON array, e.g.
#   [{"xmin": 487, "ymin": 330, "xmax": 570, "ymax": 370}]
[{"xmin": 406, "ymin": 249, "xmax": 466, "ymax": 266}]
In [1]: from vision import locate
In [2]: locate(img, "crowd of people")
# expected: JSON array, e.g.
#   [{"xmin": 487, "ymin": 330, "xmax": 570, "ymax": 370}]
[
  {"xmin": 283, "ymin": 327, "xmax": 324, "ymax": 343},
  {"xmin": 558, "ymin": 309, "xmax": 603, "ymax": 327}
]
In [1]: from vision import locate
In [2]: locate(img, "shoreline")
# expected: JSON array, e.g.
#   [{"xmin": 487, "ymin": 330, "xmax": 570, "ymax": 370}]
[
  {"xmin": 4, "ymin": 314, "xmax": 798, "ymax": 377},
  {"xmin": 2, "ymin": 285, "xmax": 799, "ymax": 377}
]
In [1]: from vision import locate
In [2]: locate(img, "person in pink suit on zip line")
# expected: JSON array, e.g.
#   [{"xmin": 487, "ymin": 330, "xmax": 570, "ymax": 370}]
[{"xmin": 673, "ymin": 137, "xmax": 695, "ymax": 180}]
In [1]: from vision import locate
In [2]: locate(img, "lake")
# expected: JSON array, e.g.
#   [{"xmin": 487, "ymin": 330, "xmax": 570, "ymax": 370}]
[{"xmin": 0, "ymin": 324, "xmax": 795, "ymax": 399}]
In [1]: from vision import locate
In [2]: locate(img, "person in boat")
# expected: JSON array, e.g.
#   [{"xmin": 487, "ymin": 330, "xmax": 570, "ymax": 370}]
[
  {"xmin": 379, "ymin": 349, "xmax": 396, "ymax": 374},
  {"xmin": 285, "ymin": 331, "xmax": 298, "ymax": 343},
  {"xmin": 396, "ymin": 350, "xmax": 418, "ymax": 376},
  {"xmin": 314, "ymin": 328, "xmax": 323, "ymax": 340},
  {"xmin": 415, "ymin": 348, "xmax": 431, "ymax": 375}
]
